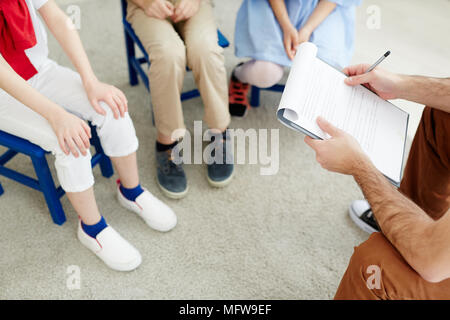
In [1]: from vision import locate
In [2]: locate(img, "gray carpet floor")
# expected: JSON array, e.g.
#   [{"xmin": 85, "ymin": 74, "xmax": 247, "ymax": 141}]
[{"xmin": 0, "ymin": 0, "xmax": 449, "ymax": 299}]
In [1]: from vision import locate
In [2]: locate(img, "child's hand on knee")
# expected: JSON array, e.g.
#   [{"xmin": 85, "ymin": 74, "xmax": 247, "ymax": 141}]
[
  {"xmin": 49, "ymin": 109, "xmax": 91, "ymax": 158},
  {"xmin": 85, "ymin": 80, "xmax": 128, "ymax": 119}
]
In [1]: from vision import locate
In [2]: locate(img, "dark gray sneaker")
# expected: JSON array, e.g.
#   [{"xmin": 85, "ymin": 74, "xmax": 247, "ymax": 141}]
[
  {"xmin": 156, "ymin": 148, "xmax": 188, "ymax": 199},
  {"xmin": 206, "ymin": 131, "xmax": 234, "ymax": 187},
  {"xmin": 349, "ymin": 200, "xmax": 381, "ymax": 234}
]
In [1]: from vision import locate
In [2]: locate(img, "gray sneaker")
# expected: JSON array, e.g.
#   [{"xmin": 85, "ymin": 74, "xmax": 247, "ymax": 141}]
[
  {"xmin": 206, "ymin": 131, "xmax": 234, "ymax": 187},
  {"xmin": 156, "ymin": 148, "xmax": 188, "ymax": 199}
]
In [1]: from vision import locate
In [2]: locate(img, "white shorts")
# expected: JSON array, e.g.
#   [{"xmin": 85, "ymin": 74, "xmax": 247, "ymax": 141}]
[{"xmin": 0, "ymin": 59, "xmax": 139, "ymax": 192}]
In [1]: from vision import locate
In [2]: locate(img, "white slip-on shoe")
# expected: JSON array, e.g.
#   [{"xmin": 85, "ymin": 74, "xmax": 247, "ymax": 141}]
[
  {"xmin": 77, "ymin": 221, "xmax": 142, "ymax": 272},
  {"xmin": 349, "ymin": 199, "xmax": 380, "ymax": 234},
  {"xmin": 116, "ymin": 180, "xmax": 177, "ymax": 232}
]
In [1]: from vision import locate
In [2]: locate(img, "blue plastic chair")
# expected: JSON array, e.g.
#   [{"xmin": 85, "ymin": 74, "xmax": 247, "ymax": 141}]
[
  {"xmin": 120, "ymin": 0, "xmax": 230, "ymax": 104},
  {"xmin": 0, "ymin": 124, "xmax": 114, "ymax": 225},
  {"xmin": 249, "ymin": 84, "xmax": 285, "ymax": 107}
]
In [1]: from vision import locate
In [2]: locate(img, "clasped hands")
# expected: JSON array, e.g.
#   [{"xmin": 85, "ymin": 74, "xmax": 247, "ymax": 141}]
[
  {"xmin": 143, "ymin": 0, "xmax": 201, "ymax": 23},
  {"xmin": 282, "ymin": 22, "xmax": 313, "ymax": 60}
]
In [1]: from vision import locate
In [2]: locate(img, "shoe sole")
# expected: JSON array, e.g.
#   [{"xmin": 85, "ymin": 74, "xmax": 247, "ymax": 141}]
[
  {"xmin": 348, "ymin": 205, "xmax": 379, "ymax": 234},
  {"xmin": 157, "ymin": 179, "xmax": 189, "ymax": 199},
  {"xmin": 230, "ymin": 106, "xmax": 249, "ymax": 118},
  {"xmin": 207, "ymin": 170, "xmax": 234, "ymax": 188}
]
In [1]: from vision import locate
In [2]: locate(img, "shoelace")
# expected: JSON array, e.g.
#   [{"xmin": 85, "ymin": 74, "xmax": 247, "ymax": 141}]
[
  {"xmin": 161, "ymin": 150, "xmax": 183, "ymax": 174},
  {"xmin": 362, "ymin": 209, "xmax": 380, "ymax": 231},
  {"xmin": 229, "ymin": 79, "xmax": 249, "ymax": 105}
]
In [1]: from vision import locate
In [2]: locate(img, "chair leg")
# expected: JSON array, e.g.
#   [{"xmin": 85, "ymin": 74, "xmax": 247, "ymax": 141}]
[
  {"xmin": 250, "ymin": 86, "xmax": 261, "ymax": 107},
  {"xmin": 124, "ymin": 31, "xmax": 139, "ymax": 86},
  {"xmin": 31, "ymin": 155, "xmax": 66, "ymax": 225},
  {"xmin": 91, "ymin": 126, "xmax": 114, "ymax": 178},
  {"xmin": 149, "ymin": 95, "xmax": 155, "ymax": 127}
]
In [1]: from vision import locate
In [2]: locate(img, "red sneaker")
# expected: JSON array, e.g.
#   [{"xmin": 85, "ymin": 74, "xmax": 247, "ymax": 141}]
[{"xmin": 229, "ymin": 66, "xmax": 250, "ymax": 117}]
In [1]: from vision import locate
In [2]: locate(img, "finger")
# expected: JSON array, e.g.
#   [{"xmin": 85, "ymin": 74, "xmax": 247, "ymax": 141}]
[
  {"xmin": 117, "ymin": 90, "xmax": 128, "ymax": 113},
  {"xmin": 175, "ymin": 0, "xmax": 187, "ymax": 14},
  {"xmin": 165, "ymin": 0, "xmax": 174, "ymax": 11},
  {"xmin": 116, "ymin": 88, "xmax": 128, "ymax": 104},
  {"xmin": 177, "ymin": 9, "xmax": 188, "ymax": 22},
  {"xmin": 73, "ymin": 135, "xmax": 87, "ymax": 156},
  {"xmin": 163, "ymin": 1, "xmax": 175, "ymax": 16},
  {"xmin": 113, "ymin": 94, "xmax": 125, "ymax": 118},
  {"xmin": 291, "ymin": 41, "xmax": 298, "ymax": 58},
  {"xmin": 106, "ymin": 98, "xmax": 120, "ymax": 119},
  {"xmin": 80, "ymin": 128, "xmax": 90, "ymax": 149},
  {"xmin": 304, "ymin": 136, "xmax": 322, "ymax": 151},
  {"xmin": 58, "ymin": 134, "xmax": 69, "ymax": 155},
  {"xmin": 344, "ymin": 71, "xmax": 374, "ymax": 87},
  {"xmin": 154, "ymin": 7, "xmax": 166, "ymax": 19},
  {"xmin": 82, "ymin": 121, "xmax": 92, "ymax": 139},
  {"xmin": 65, "ymin": 136, "xmax": 79, "ymax": 158},
  {"xmin": 290, "ymin": 34, "xmax": 299, "ymax": 58},
  {"xmin": 284, "ymin": 38, "xmax": 294, "ymax": 60},
  {"xmin": 316, "ymin": 117, "xmax": 340, "ymax": 137},
  {"xmin": 173, "ymin": 7, "xmax": 187, "ymax": 22},
  {"xmin": 343, "ymin": 64, "xmax": 370, "ymax": 77},
  {"xmin": 90, "ymin": 99, "xmax": 106, "ymax": 116},
  {"xmin": 154, "ymin": 7, "xmax": 165, "ymax": 20},
  {"xmin": 292, "ymin": 32, "xmax": 300, "ymax": 46}
]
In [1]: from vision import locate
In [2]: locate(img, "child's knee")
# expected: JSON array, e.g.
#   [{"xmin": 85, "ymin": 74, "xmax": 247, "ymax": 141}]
[
  {"xmin": 93, "ymin": 102, "xmax": 139, "ymax": 157},
  {"xmin": 54, "ymin": 149, "xmax": 94, "ymax": 193},
  {"xmin": 149, "ymin": 40, "xmax": 186, "ymax": 69},
  {"xmin": 186, "ymin": 37, "xmax": 224, "ymax": 69},
  {"xmin": 251, "ymin": 61, "xmax": 284, "ymax": 88}
]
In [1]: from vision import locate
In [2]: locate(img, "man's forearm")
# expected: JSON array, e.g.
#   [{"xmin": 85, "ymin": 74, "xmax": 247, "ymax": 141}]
[
  {"xmin": 353, "ymin": 160, "xmax": 450, "ymax": 282},
  {"xmin": 397, "ymin": 75, "xmax": 450, "ymax": 113}
]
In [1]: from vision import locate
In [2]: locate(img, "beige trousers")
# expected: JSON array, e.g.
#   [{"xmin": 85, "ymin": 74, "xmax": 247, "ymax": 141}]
[{"xmin": 126, "ymin": 0, "xmax": 230, "ymax": 139}]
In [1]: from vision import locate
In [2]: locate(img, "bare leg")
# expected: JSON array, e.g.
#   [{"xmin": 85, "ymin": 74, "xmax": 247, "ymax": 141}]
[
  {"xmin": 66, "ymin": 153, "xmax": 141, "ymax": 225},
  {"xmin": 67, "ymin": 187, "xmax": 101, "ymax": 225},
  {"xmin": 110, "ymin": 152, "xmax": 140, "ymax": 189},
  {"xmin": 234, "ymin": 60, "xmax": 284, "ymax": 88},
  {"xmin": 208, "ymin": 127, "xmax": 227, "ymax": 134}
]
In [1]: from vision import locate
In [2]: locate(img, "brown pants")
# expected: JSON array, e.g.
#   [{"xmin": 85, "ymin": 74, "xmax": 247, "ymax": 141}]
[
  {"xmin": 126, "ymin": 0, "xmax": 230, "ymax": 139},
  {"xmin": 335, "ymin": 107, "xmax": 450, "ymax": 299}
]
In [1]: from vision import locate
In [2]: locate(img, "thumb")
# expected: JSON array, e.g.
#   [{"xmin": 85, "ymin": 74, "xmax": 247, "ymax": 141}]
[
  {"xmin": 316, "ymin": 117, "xmax": 340, "ymax": 137},
  {"xmin": 345, "ymin": 72, "xmax": 373, "ymax": 86}
]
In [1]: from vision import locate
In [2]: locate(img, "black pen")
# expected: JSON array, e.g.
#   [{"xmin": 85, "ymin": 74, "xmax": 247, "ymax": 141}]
[{"xmin": 366, "ymin": 51, "xmax": 391, "ymax": 73}]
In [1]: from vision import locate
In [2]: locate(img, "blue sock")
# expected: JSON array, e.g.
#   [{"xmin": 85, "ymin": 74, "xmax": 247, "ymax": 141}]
[
  {"xmin": 81, "ymin": 216, "xmax": 107, "ymax": 238},
  {"xmin": 120, "ymin": 183, "xmax": 144, "ymax": 201}
]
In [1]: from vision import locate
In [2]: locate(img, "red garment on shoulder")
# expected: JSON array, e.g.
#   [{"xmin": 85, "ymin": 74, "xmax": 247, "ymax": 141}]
[{"xmin": 0, "ymin": 0, "xmax": 38, "ymax": 80}]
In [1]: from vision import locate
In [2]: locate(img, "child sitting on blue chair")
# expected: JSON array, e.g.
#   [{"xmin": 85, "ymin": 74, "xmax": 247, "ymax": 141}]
[
  {"xmin": 0, "ymin": 0, "xmax": 177, "ymax": 271},
  {"xmin": 229, "ymin": 0, "xmax": 361, "ymax": 117},
  {"xmin": 125, "ymin": 0, "xmax": 234, "ymax": 199}
]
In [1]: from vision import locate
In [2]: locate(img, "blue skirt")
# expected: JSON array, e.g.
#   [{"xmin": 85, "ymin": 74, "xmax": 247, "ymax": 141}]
[{"xmin": 234, "ymin": 0, "xmax": 361, "ymax": 69}]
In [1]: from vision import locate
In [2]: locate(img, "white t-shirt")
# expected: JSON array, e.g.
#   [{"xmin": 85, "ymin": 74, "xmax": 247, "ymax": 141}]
[{"xmin": 24, "ymin": 0, "xmax": 49, "ymax": 75}]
